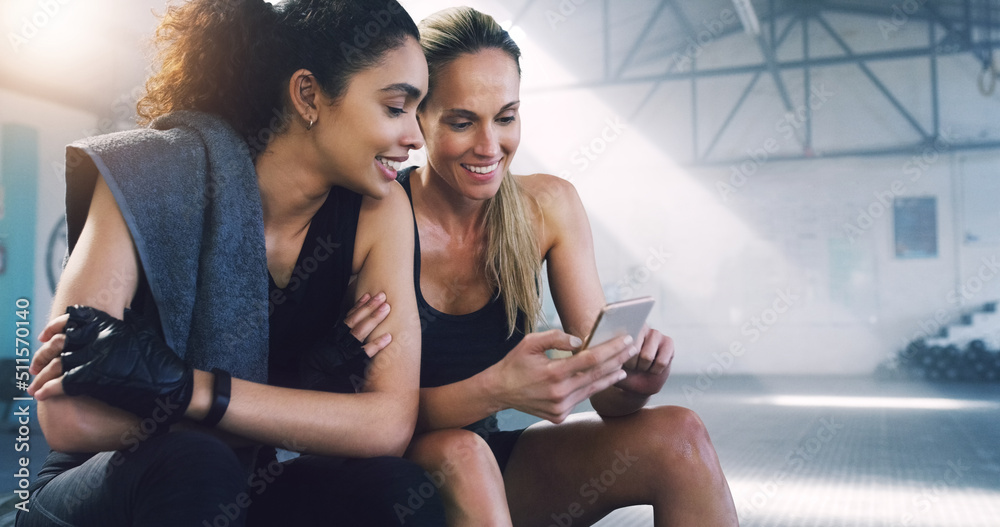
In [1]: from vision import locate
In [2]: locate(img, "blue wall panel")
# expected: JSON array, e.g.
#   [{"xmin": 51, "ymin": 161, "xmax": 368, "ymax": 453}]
[{"xmin": 1, "ymin": 124, "xmax": 39, "ymax": 359}]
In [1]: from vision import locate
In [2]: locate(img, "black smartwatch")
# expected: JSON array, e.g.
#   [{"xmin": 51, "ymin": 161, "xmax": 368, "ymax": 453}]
[{"xmin": 202, "ymin": 368, "xmax": 231, "ymax": 427}]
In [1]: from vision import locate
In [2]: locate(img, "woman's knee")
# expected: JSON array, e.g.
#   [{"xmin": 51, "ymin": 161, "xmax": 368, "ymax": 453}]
[
  {"xmin": 407, "ymin": 429, "xmax": 497, "ymax": 476},
  {"xmin": 643, "ymin": 406, "xmax": 720, "ymax": 477},
  {"xmin": 653, "ymin": 405, "xmax": 711, "ymax": 440}
]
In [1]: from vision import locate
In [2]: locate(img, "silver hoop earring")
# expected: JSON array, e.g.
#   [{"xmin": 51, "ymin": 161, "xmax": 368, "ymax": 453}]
[{"xmin": 306, "ymin": 119, "xmax": 314, "ymax": 131}]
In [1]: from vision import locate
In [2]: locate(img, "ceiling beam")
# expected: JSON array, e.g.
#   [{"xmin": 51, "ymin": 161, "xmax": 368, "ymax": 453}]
[
  {"xmin": 615, "ymin": 0, "xmax": 670, "ymax": 79},
  {"xmin": 692, "ymin": 139, "xmax": 1000, "ymax": 166},
  {"xmin": 666, "ymin": 0, "xmax": 700, "ymax": 42},
  {"xmin": 814, "ymin": 13, "xmax": 930, "ymax": 140},
  {"xmin": 701, "ymin": 13, "xmax": 802, "ymax": 159},
  {"xmin": 816, "ymin": 0, "xmax": 1000, "ymax": 30},
  {"xmin": 529, "ymin": 39, "xmax": 1000, "ymax": 92}
]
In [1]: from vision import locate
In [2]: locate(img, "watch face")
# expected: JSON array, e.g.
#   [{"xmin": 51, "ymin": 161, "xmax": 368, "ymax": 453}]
[{"xmin": 47, "ymin": 216, "xmax": 67, "ymax": 294}]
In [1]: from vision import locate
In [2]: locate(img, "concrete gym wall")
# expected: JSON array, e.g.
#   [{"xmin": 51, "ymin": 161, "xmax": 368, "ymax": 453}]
[{"xmin": 488, "ymin": 5, "xmax": 1000, "ymax": 375}]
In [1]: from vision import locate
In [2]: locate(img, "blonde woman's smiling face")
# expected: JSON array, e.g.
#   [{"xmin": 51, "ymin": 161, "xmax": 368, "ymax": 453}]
[{"xmin": 418, "ymin": 48, "xmax": 521, "ymax": 201}]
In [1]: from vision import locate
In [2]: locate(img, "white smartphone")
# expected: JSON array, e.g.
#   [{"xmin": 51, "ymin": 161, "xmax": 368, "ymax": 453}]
[
  {"xmin": 548, "ymin": 296, "xmax": 656, "ymax": 359},
  {"xmin": 581, "ymin": 296, "xmax": 656, "ymax": 350}
]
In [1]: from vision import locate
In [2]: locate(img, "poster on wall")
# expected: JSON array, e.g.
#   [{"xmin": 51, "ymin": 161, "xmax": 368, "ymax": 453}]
[{"xmin": 894, "ymin": 197, "xmax": 938, "ymax": 259}]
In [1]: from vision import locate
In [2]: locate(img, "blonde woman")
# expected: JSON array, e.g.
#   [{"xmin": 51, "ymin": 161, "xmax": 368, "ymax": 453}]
[{"xmin": 400, "ymin": 7, "xmax": 739, "ymax": 526}]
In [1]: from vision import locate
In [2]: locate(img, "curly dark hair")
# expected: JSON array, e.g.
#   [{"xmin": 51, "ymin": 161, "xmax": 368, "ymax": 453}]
[{"xmin": 137, "ymin": 0, "xmax": 419, "ymax": 153}]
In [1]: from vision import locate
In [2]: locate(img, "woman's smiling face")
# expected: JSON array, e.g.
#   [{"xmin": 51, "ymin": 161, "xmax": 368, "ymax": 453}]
[
  {"xmin": 418, "ymin": 48, "xmax": 521, "ymax": 202},
  {"xmin": 314, "ymin": 36, "xmax": 428, "ymax": 198}
]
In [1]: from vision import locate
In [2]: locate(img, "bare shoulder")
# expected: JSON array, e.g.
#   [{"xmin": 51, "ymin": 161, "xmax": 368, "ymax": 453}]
[
  {"xmin": 354, "ymin": 182, "xmax": 414, "ymax": 272},
  {"xmin": 515, "ymin": 173, "xmax": 589, "ymax": 254},
  {"xmin": 516, "ymin": 172, "xmax": 586, "ymax": 223},
  {"xmin": 359, "ymin": 181, "xmax": 412, "ymax": 222},
  {"xmin": 517, "ymin": 172, "xmax": 580, "ymax": 204}
]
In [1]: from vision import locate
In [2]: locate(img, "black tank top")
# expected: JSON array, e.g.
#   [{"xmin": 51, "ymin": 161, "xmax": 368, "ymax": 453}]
[
  {"xmin": 397, "ymin": 168, "xmax": 525, "ymax": 389},
  {"xmin": 267, "ymin": 185, "xmax": 364, "ymax": 388},
  {"xmin": 33, "ymin": 185, "xmax": 364, "ymax": 492}
]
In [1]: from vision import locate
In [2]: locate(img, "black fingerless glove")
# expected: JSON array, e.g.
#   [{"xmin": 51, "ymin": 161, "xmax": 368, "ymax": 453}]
[
  {"xmin": 298, "ymin": 321, "xmax": 368, "ymax": 394},
  {"xmin": 61, "ymin": 305, "xmax": 194, "ymax": 425}
]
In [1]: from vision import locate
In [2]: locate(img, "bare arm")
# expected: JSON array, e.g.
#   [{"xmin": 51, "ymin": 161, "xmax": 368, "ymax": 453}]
[
  {"xmin": 417, "ymin": 371, "xmax": 503, "ymax": 433},
  {"xmin": 418, "ymin": 176, "xmax": 645, "ymax": 431},
  {"xmin": 416, "ymin": 330, "xmax": 634, "ymax": 431},
  {"xmin": 530, "ymin": 175, "xmax": 605, "ymax": 339},
  {"xmin": 527, "ymin": 174, "xmax": 671, "ymax": 417},
  {"xmin": 414, "ymin": 175, "xmax": 637, "ymax": 431},
  {"xmin": 33, "ymin": 178, "xmax": 421, "ymax": 456},
  {"xmin": 32, "ymin": 174, "xmax": 157, "ymax": 453}
]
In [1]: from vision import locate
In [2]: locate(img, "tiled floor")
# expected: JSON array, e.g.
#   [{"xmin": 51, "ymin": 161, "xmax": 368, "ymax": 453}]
[
  {"xmin": 501, "ymin": 375, "xmax": 1000, "ymax": 527},
  {"xmin": 3, "ymin": 375, "xmax": 997, "ymax": 526}
]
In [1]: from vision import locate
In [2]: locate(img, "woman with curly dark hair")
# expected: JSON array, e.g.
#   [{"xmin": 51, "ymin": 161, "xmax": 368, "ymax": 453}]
[{"xmin": 18, "ymin": 1, "xmax": 463, "ymax": 525}]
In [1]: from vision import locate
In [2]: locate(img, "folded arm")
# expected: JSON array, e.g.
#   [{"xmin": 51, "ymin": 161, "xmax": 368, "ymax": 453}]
[
  {"xmin": 33, "ymin": 177, "xmax": 421, "ymax": 457},
  {"xmin": 220, "ymin": 185, "xmax": 422, "ymax": 456}
]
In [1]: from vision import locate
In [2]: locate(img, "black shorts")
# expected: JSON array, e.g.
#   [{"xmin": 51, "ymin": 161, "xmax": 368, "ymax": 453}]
[
  {"xmin": 484, "ymin": 429, "xmax": 526, "ymax": 474},
  {"xmin": 464, "ymin": 415, "xmax": 525, "ymax": 474}
]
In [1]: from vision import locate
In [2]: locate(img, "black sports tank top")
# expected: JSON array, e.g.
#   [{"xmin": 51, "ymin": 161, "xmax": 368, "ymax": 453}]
[
  {"xmin": 397, "ymin": 167, "xmax": 525, "ymax": 389},
  {"xmin": 33, "ymin": 185, "xmax": 364, "ymax": 494},
  {"xmin": 267, "ymin": 185, "xmax": 363, "ymax": 388}
]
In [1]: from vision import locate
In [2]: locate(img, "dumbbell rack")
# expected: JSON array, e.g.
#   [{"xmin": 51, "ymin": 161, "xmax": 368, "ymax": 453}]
[{"xmin": 889, "ymin": 302, "xmax": 1000, "ymax": 382}]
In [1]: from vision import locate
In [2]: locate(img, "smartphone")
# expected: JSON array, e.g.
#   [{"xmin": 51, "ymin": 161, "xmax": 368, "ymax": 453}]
[
  {"xmin": 574, "ymin": 296, "xmax": 655, "ymax": 350},
  {"xmin": 547, "ymin": 297, "xmax": 656, "ymax": 359}
]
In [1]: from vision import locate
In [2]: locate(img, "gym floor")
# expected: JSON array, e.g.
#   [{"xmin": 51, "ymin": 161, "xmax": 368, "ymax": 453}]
[
  {"xmin": 498, "ymin": 375, "xmax": 1000, "ymax": 526},
  {"xmin": 2, "ymin": 375, "xmax": 997, "ymax": 526}
]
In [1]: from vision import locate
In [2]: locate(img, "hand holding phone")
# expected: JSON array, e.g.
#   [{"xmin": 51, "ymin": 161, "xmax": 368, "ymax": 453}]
[
  {"xmin": 547, "ymin": 296, "xmax": 671, "ymax": 401},
  {"xmin": 549, "ymin": 297, "xmax": 656, "ymax": 359},
  {"xmin": 582, "ymin": 296, "xmax": 655, "ymax": 350}
]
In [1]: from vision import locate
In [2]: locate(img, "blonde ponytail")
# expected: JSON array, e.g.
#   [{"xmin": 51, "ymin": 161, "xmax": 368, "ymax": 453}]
[{"xmin": 483, "ymin": 172, "xmax": 541, "ymax": 335}]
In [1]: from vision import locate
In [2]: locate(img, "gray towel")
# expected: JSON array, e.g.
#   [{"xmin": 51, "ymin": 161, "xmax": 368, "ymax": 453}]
[{"xmin": 64, "ymin": 111, "xmax": 269, "ymax": 383}]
